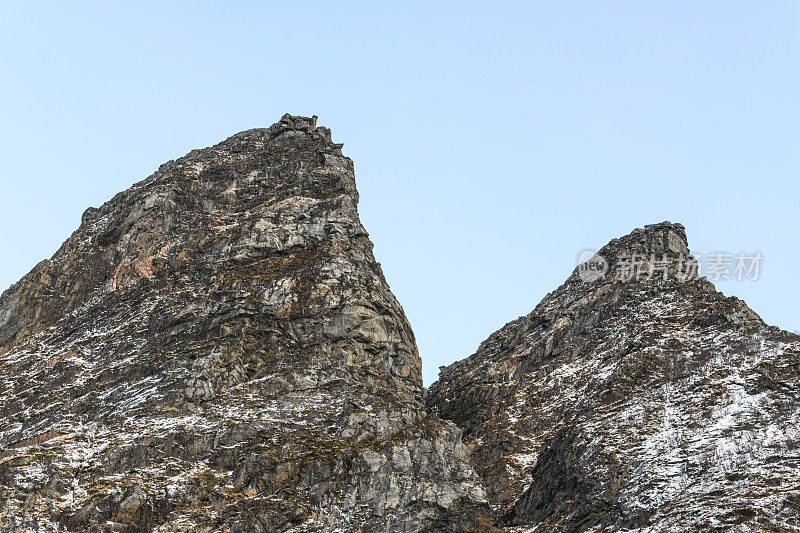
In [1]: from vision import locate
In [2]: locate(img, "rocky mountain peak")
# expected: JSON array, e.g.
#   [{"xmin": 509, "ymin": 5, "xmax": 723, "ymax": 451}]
[
  {"xmin": 568, "ymin": 221, "xmax": 693, "ymax": 291},
  {"xmin": 0, "ymin": 115, "xmax": 496, "ymax": 532},
  {"xmin": 2, "ymin": 115, "xmax": 796, "ymax": 531},
  {"xmin": 532, "ymin": 221, "xmax": 762, "ymax": 335},
  {"xmin": 599, "ymin": 220, "xmax": 690, "ymax": 259},
  {"xmin": 207, "ymin": 114, "xmax": 338, "ymax": 162},
  {"xmin": 428, "ymin": 222, "xmax": 798, "ymax": 530}
]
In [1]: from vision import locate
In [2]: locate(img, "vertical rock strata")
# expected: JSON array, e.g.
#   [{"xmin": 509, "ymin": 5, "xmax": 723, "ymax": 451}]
[
  {"xmin": 0, "ymin": 115, "xmax": 495, "ymax": 532},
  {"xmin": 428, "ymin": 222, "xmax": 800, "ymax": 531}
]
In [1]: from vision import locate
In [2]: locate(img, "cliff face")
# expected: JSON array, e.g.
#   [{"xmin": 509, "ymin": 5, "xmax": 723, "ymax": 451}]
[
  {"xmin": 428, "ymin": 222, "xmax": 800, "ymax": 531},
  {"xmin": 0, "ymin": 115, "xmax": 495, "ymax": 532}
]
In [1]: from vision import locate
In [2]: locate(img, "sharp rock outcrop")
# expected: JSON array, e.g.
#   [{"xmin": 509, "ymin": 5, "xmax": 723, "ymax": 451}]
[
  {"xmin": 0, "ymin": 114, "xmax": 496, "ymax": 532},
  {"xmin": 428, "ymin": 222, "xmax": 800, "ymax": 531}
]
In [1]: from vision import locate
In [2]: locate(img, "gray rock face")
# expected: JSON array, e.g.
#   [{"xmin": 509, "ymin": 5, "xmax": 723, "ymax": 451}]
[
  {"xmin": 428, "ymin": 222, "xmax": 800, "ymax": 531},
  {"xmin": 0, "ymin": 115, "xmax": 496, "ymax": 532}
]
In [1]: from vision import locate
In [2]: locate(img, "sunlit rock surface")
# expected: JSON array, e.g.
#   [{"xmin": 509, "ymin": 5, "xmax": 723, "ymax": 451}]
[
  {"xmin": 0, "ymin": 115, "xmax": 496, "ymax": 532},
  {"xmin": 428, "ymin": 222, "xmax": 800, "ymax": 531}
]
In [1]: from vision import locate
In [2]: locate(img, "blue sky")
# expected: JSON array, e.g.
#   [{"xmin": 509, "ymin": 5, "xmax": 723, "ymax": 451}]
[{"xmin": 1, "ymin": 2, "xmax": 798, "ymax": 384}]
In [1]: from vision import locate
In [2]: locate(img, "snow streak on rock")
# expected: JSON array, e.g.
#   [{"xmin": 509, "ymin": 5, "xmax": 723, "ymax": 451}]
[{"xmin": 428, "ymin": 222, "xmax": 800, "ymax": 531}]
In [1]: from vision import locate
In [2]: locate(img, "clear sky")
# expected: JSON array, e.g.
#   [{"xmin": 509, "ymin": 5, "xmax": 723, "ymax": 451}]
[{"xmin": 1, "ymin": 2, "xmax": 798, "ymax": 385}]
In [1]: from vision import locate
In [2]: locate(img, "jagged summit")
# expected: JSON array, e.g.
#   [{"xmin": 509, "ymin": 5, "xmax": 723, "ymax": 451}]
[
  {"xmin": 0, "ymin": 116, "xmax": 496, "ymax": 532},
  {"xmin": 212, "ymin": 114, "xmax": 335, "ymax": 150},
  {"xmin": 567, "ymin": 221, "xmax": 692, "ymax": 289},
  {"xmin": 599, "ymin": 221, "xmax": 690, "ymax": 259},
  {"xmin": 533, "ymin": 221, "xmax": 763, "ymax": 331},
  {"xmin": 428, "ymin": 222, "xmax": 795, "ymax": 530}
]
